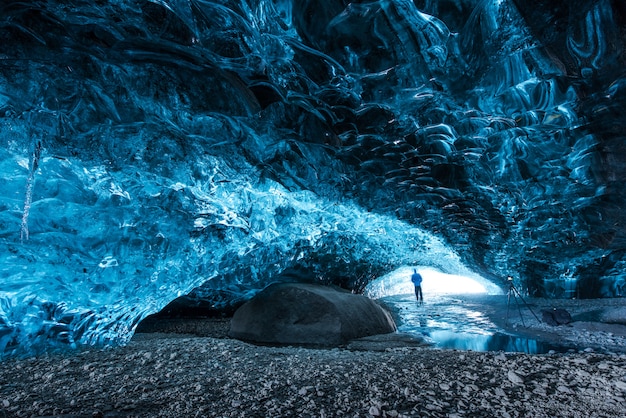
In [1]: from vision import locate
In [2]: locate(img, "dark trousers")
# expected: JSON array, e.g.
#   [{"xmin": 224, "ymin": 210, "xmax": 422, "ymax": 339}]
[{"xmin": 414, "ymin": 286, "xmax": 423, "ymax": 302}]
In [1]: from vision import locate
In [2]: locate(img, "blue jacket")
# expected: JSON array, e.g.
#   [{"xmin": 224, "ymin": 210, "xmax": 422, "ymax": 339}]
[{"xmin": 411, "ymin": 272, "xmax": 422, "ymax": 286}]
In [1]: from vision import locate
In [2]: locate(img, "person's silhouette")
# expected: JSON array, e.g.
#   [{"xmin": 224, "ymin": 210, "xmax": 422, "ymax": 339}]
[{"xmin": 411, "ymin": 269, "xmax": 423, "ymax": 303}]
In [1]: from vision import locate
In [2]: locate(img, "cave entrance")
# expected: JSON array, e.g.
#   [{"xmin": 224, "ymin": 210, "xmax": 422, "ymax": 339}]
[
  {"xmin": 365, "ymin": 267, "xmax": 568, "ymax": 354},
  {"xmin": 364, "ymin": 266, "xmax": 502, "ymax": 299}
]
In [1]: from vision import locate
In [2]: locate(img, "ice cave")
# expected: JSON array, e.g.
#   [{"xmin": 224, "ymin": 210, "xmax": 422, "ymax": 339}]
[{"xmin": 0, "ymin": 0, "xmax": 625, "ymax": 358}]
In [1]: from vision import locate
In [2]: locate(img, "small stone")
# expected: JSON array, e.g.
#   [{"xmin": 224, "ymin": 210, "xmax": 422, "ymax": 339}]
[
  {"xmin": 615, "ymin": 381, "xmax": 626, "ymax": 391},
  {"xmin": 368, "ymin": 405, "xmax": 380, "ymax": 416},
  {"xmin": 2, "ymin": 400, "xmax": 9, "ymax": 408},
  {"xmin": 465, "ymin": 384, "xmax": 479, "ymax": 392},
  {"xmin": 507, "ymin": 370, "xmax": 524, "ymax": 385}
]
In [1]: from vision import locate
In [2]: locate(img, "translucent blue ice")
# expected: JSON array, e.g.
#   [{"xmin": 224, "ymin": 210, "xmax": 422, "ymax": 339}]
[{"xmin": 1, "ymin": 0, "xmax": 624, "ymax": 357}]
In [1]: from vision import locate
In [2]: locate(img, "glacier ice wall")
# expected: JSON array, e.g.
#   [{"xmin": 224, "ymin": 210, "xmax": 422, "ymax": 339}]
[{"xmin": 0, "ymin": 0, "xmax": 625, "ymax": 357}]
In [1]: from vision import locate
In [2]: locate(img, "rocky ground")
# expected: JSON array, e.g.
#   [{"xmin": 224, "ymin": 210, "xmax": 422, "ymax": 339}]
[{"xmin": 0, "ymin": 295, "xmax": 625, "ymax": 418}]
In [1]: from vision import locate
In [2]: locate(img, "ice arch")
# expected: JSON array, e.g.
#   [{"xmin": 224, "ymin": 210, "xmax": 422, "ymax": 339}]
[
  {"xmin": 364, "ymin": 266, "xmax": 503, "ymax": 299},
  {"xmin": 0, "ymin": 0, "xmax": 625, "ymax": 357}
]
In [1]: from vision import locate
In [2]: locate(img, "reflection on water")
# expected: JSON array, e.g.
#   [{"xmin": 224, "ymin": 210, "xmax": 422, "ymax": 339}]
[
  {"xmin": 428, "ymin": 330, "xmax": 568, "ymax": 353},
  {"xmin": 381, "ymin": 294, "xmax": 570, "ymax": 354}
]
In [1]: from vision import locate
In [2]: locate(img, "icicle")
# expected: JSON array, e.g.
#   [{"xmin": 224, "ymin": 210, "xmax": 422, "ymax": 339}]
[{"xmin": 20, "ymin": 141, "xmax": 42, "ymax": 242}]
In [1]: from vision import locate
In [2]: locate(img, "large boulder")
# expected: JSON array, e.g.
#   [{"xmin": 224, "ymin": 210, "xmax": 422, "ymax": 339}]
[{"xmin": 228, "ymin": 283, "xmax": 396, "ymax": 346}]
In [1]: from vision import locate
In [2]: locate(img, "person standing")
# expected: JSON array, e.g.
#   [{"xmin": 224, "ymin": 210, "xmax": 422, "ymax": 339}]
[{"xmin": 411, "ymin": 269, "xmax": 423, "ymax": 303}]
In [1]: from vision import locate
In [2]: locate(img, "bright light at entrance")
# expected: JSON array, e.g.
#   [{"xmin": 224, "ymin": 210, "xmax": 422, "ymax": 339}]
[{"xmin": 364, "ymin": 266, "xmax": 502, "ymax": 299}]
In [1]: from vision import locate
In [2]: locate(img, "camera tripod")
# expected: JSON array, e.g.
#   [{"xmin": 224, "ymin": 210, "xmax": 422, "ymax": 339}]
[{"xmin": 505, "ymin": 277, "xmax": 541, "ymax": 327}]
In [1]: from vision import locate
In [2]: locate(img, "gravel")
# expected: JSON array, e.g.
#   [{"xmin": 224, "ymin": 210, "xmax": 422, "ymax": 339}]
[{"xmin": 0, "ymin": 295, "xmax": 625, "ymax": 417}]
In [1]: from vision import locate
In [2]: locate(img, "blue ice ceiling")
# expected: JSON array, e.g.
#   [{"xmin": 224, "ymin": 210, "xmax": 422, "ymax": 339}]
[{"xmin": 0, "ymin": 0, "xmax": 625, "ymax": 357}]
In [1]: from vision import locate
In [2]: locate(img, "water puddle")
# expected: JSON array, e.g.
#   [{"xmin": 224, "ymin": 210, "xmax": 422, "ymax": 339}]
[
  {"xmin": 426, "ymin": 330, "xmax": 569, "ymax": 353},
  {"xmin": 381, "ymin": 294, "xmax": 571, "ymax": 354}
]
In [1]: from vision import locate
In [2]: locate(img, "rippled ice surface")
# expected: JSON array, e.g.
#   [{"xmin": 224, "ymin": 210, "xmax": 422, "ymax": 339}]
[
  {"xmin": 381, "ymin": 294, "xmax": 569, "ymax": 354},
  {"xmin": 2, "ymin": 0, "xmax": 624, "ymax": 358}
]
